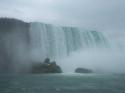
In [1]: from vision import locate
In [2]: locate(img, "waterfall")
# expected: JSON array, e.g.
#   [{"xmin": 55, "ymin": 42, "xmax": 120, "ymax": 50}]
[
  {"xmin": 29, "ymin": 22, "xmax": 109, "ymax": 61},
  {"xmin": 0, "ymin": 18, "xmax": 125, "ymax": 73}
]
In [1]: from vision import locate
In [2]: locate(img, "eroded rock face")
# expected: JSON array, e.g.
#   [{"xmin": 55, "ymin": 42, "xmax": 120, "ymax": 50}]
[
  {"xmin": 30, "ymin": 58, "xmax": 62, "ymax": 74},
  {"xmin": 75, "ymin": 68, "xmax": 93, "ymax": 73}
]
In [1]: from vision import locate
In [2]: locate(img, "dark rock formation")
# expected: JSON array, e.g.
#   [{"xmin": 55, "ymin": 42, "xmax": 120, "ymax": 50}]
[
  {"xmin": 75, "ymin": 68, "xmax": 93, "ymax": 73},
  {"xmin": 0, "ymin": 18, "xmax": 30, "ymax": 73},
  {"xmin": 31, "ymin": 58, "xmax": 62, "ymax": 74}
]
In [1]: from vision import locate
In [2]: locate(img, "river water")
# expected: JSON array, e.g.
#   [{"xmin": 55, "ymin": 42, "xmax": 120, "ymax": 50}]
[{"xmin": 0, "ymin": 73, "xmax": 125, "ymax": 93}]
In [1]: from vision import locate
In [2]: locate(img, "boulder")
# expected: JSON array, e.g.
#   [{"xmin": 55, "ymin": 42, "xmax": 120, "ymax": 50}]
[
  {"xmin": 75, "ymin": 68, "xmax": 93, "ymax": 73},
  {"xmin": 30, "ymin": 58, "xmax": 62, "ymax": 74}
]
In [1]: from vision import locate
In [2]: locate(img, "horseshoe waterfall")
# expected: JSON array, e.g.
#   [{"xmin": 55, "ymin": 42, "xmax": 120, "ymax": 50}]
[{"xmin": 0, "ymin": 18, "xmax": 118, "ymax": 73}]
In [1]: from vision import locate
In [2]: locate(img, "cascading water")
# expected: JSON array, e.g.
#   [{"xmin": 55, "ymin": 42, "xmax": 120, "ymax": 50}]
[
  {"xmin": 29, "ymin": 22, "xmax": 109, "ymax": 62},
  {"xmin": 29, "ymin": 22, "xmax": 125, "ymax": 73}
]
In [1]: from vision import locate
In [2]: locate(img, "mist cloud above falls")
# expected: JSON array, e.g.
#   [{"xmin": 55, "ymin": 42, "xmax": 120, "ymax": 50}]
[{"xmin": 0, "ymin": 0, "xmax": 125, "ymax": 32}]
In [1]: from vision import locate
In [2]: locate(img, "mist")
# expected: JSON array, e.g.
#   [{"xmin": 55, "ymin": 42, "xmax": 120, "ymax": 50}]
[
  {"xmin": 58, "ymin": 48, "xmax": 125, "ymax": 73},
  {"xmin": 0, "ymin": 0, "xmax": 125, "ymax": 32},
  {"xmin": 57, "ymin": 30, "xmax": 125, "ymax": 73}
]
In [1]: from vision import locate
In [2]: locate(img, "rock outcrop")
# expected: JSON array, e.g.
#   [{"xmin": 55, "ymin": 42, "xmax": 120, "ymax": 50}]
[
  {"xmin": 75, "ymin": 68, "xmax": 93, "ymax": 73},
  {"xmin": 0, "ymin": 18, "xmax": 30, "ymax": 73},
  {"xmin": 31, "ymin": 58, "xmax": 62, "ymax": 74}
]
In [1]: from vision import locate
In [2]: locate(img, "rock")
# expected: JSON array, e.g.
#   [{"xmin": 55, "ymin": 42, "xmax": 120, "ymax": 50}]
[
  {"xmin": 44, "ymin": 58, "xmax": 50, "ymax": 64},
  {"xmin": 75, "ymin": 68, "xmax": 93, "ymax": 73},
  {"xmin": 30, "ymin": 58, "xmax": 62, "ymax": 74}
]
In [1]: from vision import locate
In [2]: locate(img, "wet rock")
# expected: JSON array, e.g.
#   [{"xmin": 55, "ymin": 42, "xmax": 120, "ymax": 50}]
[
  {"xmin": 75, "ymin": 68, "xmax": 93, "ymax": 73},
  {"xmin": 30, "ymin": 58, "xmax": 62, "ymax": 74}
]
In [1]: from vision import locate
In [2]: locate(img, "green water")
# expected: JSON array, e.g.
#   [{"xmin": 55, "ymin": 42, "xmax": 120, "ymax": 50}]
[{"xmin": 0, "ymin": 73, "xmax": 125, "ymax": 93}]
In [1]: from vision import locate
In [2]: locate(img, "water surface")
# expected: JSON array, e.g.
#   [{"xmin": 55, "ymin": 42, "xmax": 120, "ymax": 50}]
[{"xmin": 0, "ymin": 73, "xmax": 125, "ymax": 93}]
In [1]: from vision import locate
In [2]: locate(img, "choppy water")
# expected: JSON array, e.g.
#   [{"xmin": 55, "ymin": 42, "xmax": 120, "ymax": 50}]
[{"xmin": 0, "ymin": 73, "xmax": 125, "ymax": 93}]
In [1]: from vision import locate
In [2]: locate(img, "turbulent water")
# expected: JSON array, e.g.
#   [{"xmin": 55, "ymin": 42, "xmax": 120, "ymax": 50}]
[{"xmin": 0, "ymin": 74, "xmax": 125, "ymax": 93}]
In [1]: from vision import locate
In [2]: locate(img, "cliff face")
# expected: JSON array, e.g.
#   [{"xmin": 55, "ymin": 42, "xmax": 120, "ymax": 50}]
[{"xmin": 0, "ymin": 18, "xmax": 30, "ymax": 73}]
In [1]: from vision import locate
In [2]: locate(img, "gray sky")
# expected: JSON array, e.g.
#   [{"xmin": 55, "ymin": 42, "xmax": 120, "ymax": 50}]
[{"xmin": 0, "ymin": 0, "xmax": 125, "ymax": 32}]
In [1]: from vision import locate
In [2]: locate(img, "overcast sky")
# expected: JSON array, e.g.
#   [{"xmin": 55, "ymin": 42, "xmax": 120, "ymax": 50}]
[{"xmin": 0, "ymin": 0, "xmax": 125, "ymax": 32}]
